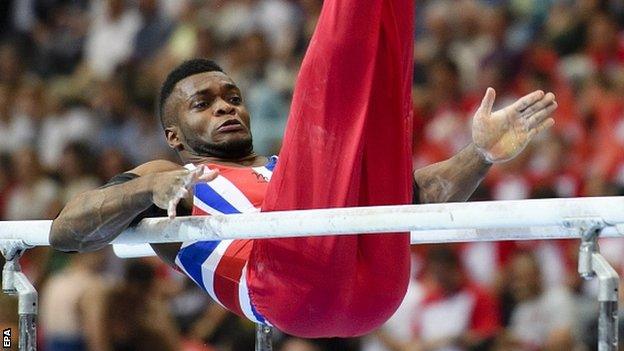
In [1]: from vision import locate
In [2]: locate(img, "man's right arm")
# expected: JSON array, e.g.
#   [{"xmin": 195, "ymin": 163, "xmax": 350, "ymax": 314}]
[{"xmin": 50, "ymin": 160, "xmax": 212, "ymax": 252}]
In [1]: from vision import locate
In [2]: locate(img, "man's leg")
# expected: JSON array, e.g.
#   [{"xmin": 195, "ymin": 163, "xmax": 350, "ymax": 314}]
[{"xmin": 248, "ymin": 0, "xmax": 414, "ymax": 338}]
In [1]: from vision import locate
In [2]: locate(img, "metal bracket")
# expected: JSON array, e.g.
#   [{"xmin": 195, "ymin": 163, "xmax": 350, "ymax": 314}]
[
  {"xmin": 564, "ymin": 218, "xmax": 607, "ymax": 280},
  {"xmin": 0, "ymin": 240, "xmax": 31, "ymax": 262},
  {"xmin": 566, "ymin": 217, "xmax": 619, "ymax": 351},
  {"xmin": 1, "ymin": 240, "xmax": 37, "ymax": 351},
  {"xmin": 255, "ymin": 324, "xmax": 274, "ymax": 351}
]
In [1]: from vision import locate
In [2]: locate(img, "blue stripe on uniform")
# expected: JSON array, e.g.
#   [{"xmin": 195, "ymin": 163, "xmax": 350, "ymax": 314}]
[
  {"xmin": 194, "ymin": 183, "xmax": 242, "ymax": 214},
  {"xmin": 177, "ymin": 241, "xmax": 220, "ymax": 291},
  {"xmin": 250, "ymin": 304, "xmax": 267, "ymax": 324}
]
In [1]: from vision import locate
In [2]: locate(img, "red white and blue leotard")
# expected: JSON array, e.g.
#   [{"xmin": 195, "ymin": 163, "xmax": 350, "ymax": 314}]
[
  {"xmin": 175, "ymin": 156, "xmax": 277, "ymax": 325},
  {"xmin": 177, "ymin": 0, "xmax": 414, "ymax": 338}
]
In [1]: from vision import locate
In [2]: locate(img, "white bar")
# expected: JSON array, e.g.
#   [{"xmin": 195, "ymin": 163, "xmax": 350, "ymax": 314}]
[
  {"xmin": 112, "ymin": 225, "xmax": 624, "ymax": 258},
  {"xmin": 119, "ymin": 196, "xmax": 624, "ymax": 244},
  {"xmin": 0, "ymin": 197, "xmax": 623, "ymax": 247},
  {"xmin": 112, "ymin": 243, "xmax": 158, "ymax": 258}
]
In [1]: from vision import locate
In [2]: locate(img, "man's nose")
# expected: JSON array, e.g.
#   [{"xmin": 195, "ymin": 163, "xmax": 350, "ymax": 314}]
[{"xmin": 215, "ymin": 99, "xmax": 236, "ymax": 116}]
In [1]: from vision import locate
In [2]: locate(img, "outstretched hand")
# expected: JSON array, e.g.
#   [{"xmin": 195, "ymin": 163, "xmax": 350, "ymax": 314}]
[
  {"xmin": 472, "ymin": 88, "xmax": 557, "ymax": 163},
  {"xmin": 151, "ymin": 165, "xmax": 218, "ymax": 219}
]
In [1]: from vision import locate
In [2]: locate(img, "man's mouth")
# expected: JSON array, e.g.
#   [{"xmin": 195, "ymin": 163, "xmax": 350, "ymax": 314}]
[{"xmin": 217, "ymin": 119, "xmax": 244, "ymax": 132}]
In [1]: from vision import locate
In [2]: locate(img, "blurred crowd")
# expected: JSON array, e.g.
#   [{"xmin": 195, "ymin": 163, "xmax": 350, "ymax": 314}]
[{"xmin": 1, "ymin": 0, "xmax": 624, "ymax": 350}]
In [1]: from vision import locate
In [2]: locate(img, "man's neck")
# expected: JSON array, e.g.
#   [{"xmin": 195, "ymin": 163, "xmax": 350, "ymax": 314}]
[{"xmin": 182, "ymin": 152, "xmax": 268, "ymax": 168}]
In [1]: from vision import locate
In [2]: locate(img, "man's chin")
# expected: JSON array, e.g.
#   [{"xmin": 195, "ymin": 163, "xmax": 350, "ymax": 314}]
[{"xmin": 189, "ymin": 136, "xmax": 254, "ymax": 159}]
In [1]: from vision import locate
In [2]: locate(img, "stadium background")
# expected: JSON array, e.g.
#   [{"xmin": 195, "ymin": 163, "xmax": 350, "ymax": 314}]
[{"xmin": 1, "ymin": 0, "xmax": 624, "ymax": 350}]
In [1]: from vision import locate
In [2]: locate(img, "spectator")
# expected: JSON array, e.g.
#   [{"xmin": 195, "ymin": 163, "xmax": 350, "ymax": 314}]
[
  {"xmin": 500, "ymin": 251, "xmax": 577, "ymax": 350},
  {"xmin": 30, "ymin": 2, "xmax": 89, "ymax": 77},
  {"xmin": 91, "ymin": 260, "xmax": 180, "ymax": 351},
  {"xmin": 0, "ymin": 82, "xmax": 35, "ymax": 154},
  {"xmin": 0, "ymin": 153, "xmax": 14, "ymax": 220},
  {"xmin": 0, "ymin": 41, "xmax": 23, "ymax": 85},
  {"xmin": 83, "ymin": 0, "xmax": 141, "ymax": 78},
  {"xmin": 38, "ymin": 83, "xmax": 98, "ymax": 170},
  {"xmin": 57, "ymin": 142, "xmax": 101, "ymax": 204},
  {"xmin": 132, "ymin": 0, "xmax": 174, "ymax": 61},
  {"xmin": 90, "ymin": 78, "xmax": 139, "ymax": 153},
  {"xmin": 40, "ymin": 251, "xmax": 109, "ymax": 351},
  {"xmin": 4, "ymin": 147, "xmax": 59, "ymax": 220},
  {"xmin": 408, "ymin": 246, "xmax": 501, "ymax": 351},
  {"xmin": 98, "ymin": 147, "xmax": 133, "ymax": 182}
]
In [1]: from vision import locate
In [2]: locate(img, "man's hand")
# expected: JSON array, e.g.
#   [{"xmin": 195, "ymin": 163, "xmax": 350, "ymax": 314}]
[
  {"xmin": 151, "ymin": 165, "xmax": 218, "ymax": 219},
  {"xmin": 472, "ymin": 88, "xmax": 557, "ymax": 163}
]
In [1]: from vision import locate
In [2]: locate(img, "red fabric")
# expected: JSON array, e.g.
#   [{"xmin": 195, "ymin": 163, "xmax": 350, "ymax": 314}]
[{"xmin": 247, "ymin": 0, "xmax": 414, "ymax": 338}]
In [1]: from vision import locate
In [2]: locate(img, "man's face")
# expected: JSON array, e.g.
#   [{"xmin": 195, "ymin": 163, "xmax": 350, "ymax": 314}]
[{"xmin": 169, "ymin": 71, "xmax": 253, "ymax": 158}]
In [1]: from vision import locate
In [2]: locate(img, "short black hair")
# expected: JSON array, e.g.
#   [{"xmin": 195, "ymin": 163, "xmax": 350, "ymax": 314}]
[
  {"xmin": 158, "ymin": 59, "xmax": 224, "ymax": 129},
  {"xmin": 427, "ymin": 245, "xmax": 460, "ymax": 268}
]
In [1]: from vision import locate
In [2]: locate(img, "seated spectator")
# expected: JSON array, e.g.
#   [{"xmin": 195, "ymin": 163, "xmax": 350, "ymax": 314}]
[
  {"xmin": 0, "ymin": 153, "xmax": 14, "ymax": 220},
  {"xmin": 38, "ymin": 85, "xmax": 98, "ymax": 170},
  {"xmin": 57, "ymin": 142, "xmax": 101, "ymax": 205},
  {"xmin": 408, "ymin": 246, "xmax": 501, "ymax": 351},
  {"xmin": 40, "ymin": 251, "xmax": 109, "ymax": 351},
  {"xmin": 132, "ymin": 0, "xmax": 173, "ymax": 61},
  {"xmin": 87, "ymin": 260, "xmax": 180, "ymax": 351},
  {"xmin": 83, "ymin": 0, "xmax": 141, "ymax": 78},
  {"xmin": 500, "ymin": 251, "xmax": 577, "ymax": 350},
  {"xmin": 4, "ymin": 147, "xmax": 59, "ymax": 220},
  {"xmin": 0, "ymin": 83, "xmax": 34, "ymax": 154}
]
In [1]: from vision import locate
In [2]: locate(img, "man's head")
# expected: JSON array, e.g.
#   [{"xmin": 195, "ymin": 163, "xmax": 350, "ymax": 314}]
[
  {"xmin": 159, "ymin": 59, "xmax": 253, "ymax": 159},
  {"xmin": 508, "ymin": 251, "xmax": 542, "ymax": 302},
  {"xmin": 426, "ymin": 246, "xmax": 464, "ymax": 294}
]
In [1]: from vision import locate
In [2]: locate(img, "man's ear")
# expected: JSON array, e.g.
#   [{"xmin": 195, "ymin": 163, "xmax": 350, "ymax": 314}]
[{"xmin": 165, "ymin": 126, "xmax": 183, "ymax": 150}]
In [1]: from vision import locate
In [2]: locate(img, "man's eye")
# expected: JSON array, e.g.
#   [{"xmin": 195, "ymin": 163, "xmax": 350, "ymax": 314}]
[
  {"xmin": 230, "ymin": 96, "xmax": 242, "ymax": 104},
  {"xmin": 193, "ymin": 101, "xmax": 207, "ymax": 109}
]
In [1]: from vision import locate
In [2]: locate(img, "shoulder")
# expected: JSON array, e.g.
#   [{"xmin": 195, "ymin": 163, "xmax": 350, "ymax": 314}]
[{"xmin": 130, "ymin": 159, "xmax": 184, "ymax": 176}]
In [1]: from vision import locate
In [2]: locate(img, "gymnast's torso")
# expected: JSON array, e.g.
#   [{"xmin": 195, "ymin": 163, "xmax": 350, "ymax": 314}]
[{"xmin": 173, "ymin": 156, "xmax": 278, "ymax": 325}]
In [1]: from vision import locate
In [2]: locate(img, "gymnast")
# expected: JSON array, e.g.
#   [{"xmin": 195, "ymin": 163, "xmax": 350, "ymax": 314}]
[{"xmin": 50, "ymin": 0, "xmax": 557, "ymax": 338}]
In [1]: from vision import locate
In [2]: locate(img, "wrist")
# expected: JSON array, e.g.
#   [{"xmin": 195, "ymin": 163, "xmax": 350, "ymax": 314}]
[
  {"xmin": 470, "ymin": 143, "xmax": 494, "ymax": 166},
  {"xmin": 127, "ymin": 174, "xmax": 158, "ymax": 208}
]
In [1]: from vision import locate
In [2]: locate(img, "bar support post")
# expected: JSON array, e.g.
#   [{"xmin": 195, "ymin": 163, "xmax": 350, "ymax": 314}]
[
  {"xmin": 255, "ymin": 324, "xmax": 274, "ymax": 351},
  {"xmin": 1, "ymin": 240, "xmax": 37, "ymax": 351},
  {"xmin": 571, "ymin": 219, "xmax": 619, "ymax": 351}
]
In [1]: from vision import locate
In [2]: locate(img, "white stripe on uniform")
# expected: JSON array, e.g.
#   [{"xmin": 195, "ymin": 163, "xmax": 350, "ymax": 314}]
[
  {"xmin": 207, "ymin": 175, "xmax": 259, "ymax": 213},
  {"xmin": 200, "ymin": 240, "xmax": 233, "ymax": 308}
]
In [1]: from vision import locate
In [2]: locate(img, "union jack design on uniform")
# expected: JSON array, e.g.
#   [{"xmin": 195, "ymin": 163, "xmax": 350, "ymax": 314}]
[{"xmin": 175, "ymin": 156, "xmax": 278, "ymax": 325}]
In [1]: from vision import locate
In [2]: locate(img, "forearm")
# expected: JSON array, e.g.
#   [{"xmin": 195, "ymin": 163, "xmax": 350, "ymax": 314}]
[
  {"xmin": 50, "ymin": 175, "xmax": 154, "ymax": 252},
  {"xmin": 413, "ymin": 144, "xmax": 491, "ymax": 203}
]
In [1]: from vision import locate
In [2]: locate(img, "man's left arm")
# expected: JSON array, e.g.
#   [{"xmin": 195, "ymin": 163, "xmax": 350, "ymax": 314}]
[{"xmin": 414, "ymin": 88, "xmax": 557, "ymax": 203}]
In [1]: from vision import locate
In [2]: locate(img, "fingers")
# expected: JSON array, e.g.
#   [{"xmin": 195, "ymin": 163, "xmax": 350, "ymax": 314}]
[
  {"xmin": 527, "ymin": 118, "xmax": 555, "ymax": 139},
  {"xmin": 513, "ymin": 90, "xmax": 545, "ymax": 113},
  {"xmin": 525, "ymin": 100, "xmax": 558, "ymax": 129},
  {"xmin": 479, "ymin": 87, "xmax": 496, "ymax": 116},
  {"xmin": 167, "ymin": 187, "xmax": 189, "ymax": 219},
  {"xmin": 197, "ymin": 167, "xmax": 219, "ymax": 183},
  {"xmin": 167, "ymin": 200, "xmax": 177, "ymax": 219},
  {"xmin": 185, "ymin": 165, "xmax": 219, "ymax": 187},
  {"xmin": 161, "ymin": 165, "xmax": 217, "ymax": 218},
  {"xmin": 520, "ymin": 92, "xmax": 556, "ymax": 120}
]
